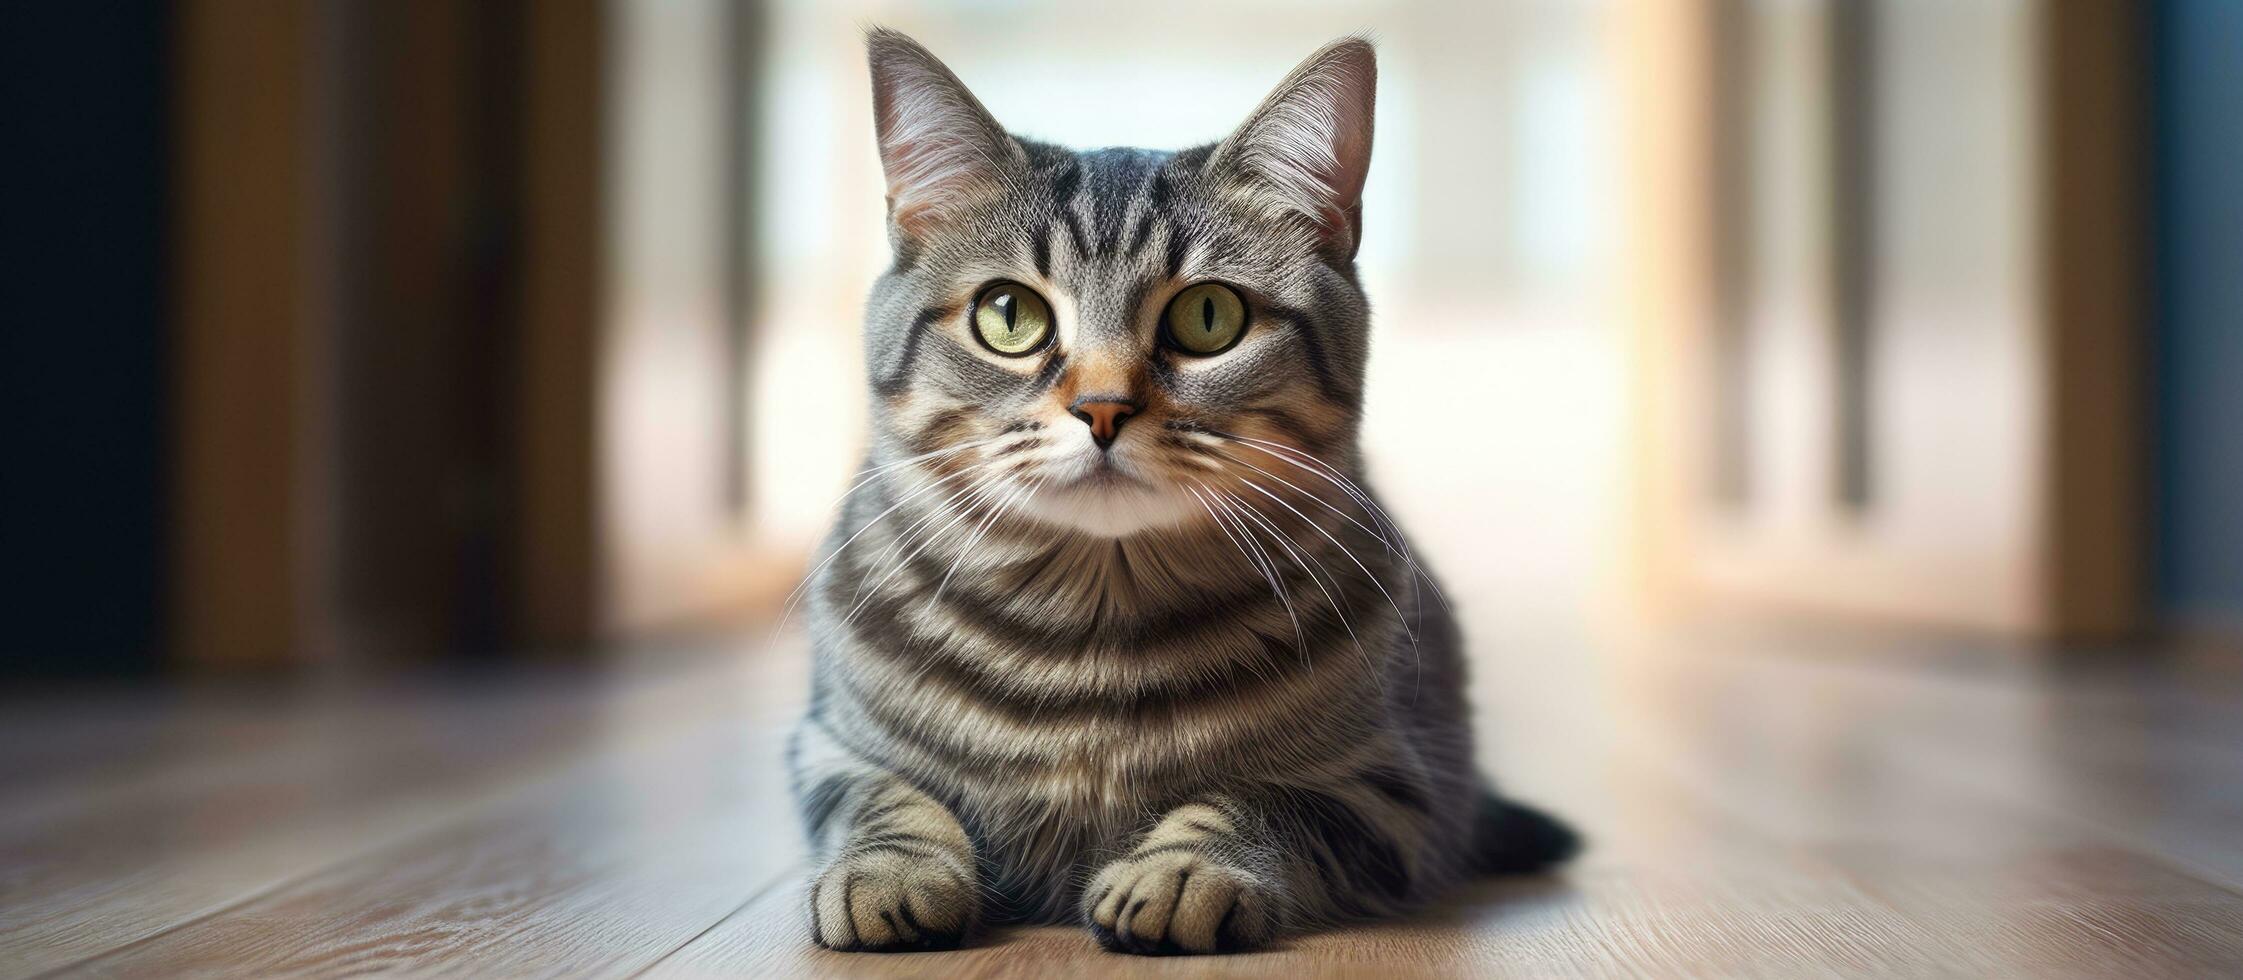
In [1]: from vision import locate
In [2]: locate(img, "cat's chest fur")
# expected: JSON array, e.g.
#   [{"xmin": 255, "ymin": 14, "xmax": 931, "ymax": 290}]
[
  {"xmin": 814, "ymin": 508, "xmax": 1407, "ymax": 918},
  {"xmin": 827, "ymin": 528, "xmax": 1392, "ymax": 769},
  {"xmin": 831, "ymin": 576, "xmax": 1397, "ymax": 820}
]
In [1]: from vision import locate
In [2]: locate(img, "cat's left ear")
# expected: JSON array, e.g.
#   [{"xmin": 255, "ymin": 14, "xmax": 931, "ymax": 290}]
[
  {"xmin": 1207, "ymin": 37, "xmax": 1376, "ymax": 258},
  {"xmin": 866, "ymin": 28, "xmax": 1025, "ymax": 240}
]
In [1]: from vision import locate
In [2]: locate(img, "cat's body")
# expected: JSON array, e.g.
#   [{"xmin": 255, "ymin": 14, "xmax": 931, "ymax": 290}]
[{"xmin": 788, "ymin": 30, "xmax": 1576, "ymax": 956}]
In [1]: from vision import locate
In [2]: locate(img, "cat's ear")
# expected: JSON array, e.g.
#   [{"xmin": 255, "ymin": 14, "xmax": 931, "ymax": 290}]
[
  {"xmin": 866, "ymin": 28, "xmax": 1024, "ymax": 239},
  {"xmin": 1207, "ymin": 37, "xmax": 1377, "ymax": 257}
]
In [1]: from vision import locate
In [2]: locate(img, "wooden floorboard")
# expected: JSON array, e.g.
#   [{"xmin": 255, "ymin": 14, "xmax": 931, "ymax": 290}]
[
  {"xmin": 8, "ymin": 630, "xmax": 2243, "ymax": 977},
  {"xmin": 1, "ymin": 651, "xmax": 803, "ymax": 976},
  {"xmin": 60, "ymin": 715, "xmax": 801, "ymax": 978}
]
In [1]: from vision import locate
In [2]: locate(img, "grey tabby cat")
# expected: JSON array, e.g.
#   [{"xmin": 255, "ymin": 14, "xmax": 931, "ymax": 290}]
[{"xmin": 787, "ymin": 28, "xmax": 1578, "ymax": 956}]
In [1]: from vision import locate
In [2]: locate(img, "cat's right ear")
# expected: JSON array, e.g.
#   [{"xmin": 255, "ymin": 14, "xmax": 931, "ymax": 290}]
[
  {"xmin": 1207, "ymin": 37, "xmax": 1376, "ymax": 258},
  {"xmin": 866, "ymin": 28, "xmax": 1024, "ymax": 240}
]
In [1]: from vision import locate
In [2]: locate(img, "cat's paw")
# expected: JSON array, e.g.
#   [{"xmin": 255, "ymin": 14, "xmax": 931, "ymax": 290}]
[
  {"xmin": 809, "ymin": 847, "xmax": 977, "ymax": 952},
  {"xmin": 1083, "ymin": 849, "xmax": 1277, "ymax": 955}
]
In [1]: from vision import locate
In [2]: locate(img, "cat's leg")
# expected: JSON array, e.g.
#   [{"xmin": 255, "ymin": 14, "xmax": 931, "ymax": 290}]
[
  {"xmin": 1084, "ymin": 782, "xmax": 1447, "ymax": 955},
  {"xmin": 791, "ymin": 724, "xmax": 978, "ymax": 951},
  {"xmin": 1082, "ymin": 800, "xmax": 1285, "ymax": 954}
]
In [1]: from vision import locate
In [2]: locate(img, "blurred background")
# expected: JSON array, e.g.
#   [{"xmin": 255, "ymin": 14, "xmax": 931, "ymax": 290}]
[{"xmin": 1, "ymin": 0, "xmax": 2235, "ymax": 673}]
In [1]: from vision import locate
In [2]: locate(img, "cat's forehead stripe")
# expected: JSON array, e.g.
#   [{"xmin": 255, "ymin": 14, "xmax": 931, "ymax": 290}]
[
  {"xmin": 1080, "ymin": 149, "xmax": 1162, "ymax": 257},
  {"xmin": 1037, "ymin": 146, "xmax": 1180, "ymax": 272},
  {"xmin": 1047, "ymin": 158, "xmax": 1094, "ymax": 261}
]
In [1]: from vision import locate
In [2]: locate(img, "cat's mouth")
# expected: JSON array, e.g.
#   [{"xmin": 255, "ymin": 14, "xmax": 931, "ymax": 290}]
[
  {"xmin": 1011, "ymin": 449, "xmax": 1202, "ymax": 538},
  {"xmin": 1062, "ymin": 456, "xmax": 1149, "ymax": 491}
]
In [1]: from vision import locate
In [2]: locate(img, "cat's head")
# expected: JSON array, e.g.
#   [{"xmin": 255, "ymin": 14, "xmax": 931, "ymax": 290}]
[{"xmin": 860, "ymin": 29, "xmax": 1376, "ymax": 538}]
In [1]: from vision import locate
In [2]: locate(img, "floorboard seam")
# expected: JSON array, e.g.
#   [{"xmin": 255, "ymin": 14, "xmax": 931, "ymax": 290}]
[{"xmin": 625, "ymin": 866, "xmax": 802, "ymax": 979}]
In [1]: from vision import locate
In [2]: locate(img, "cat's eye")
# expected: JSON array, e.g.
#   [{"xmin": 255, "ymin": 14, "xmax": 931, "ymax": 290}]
[
  {"xmin": 971, "ymin": 282, "xmax": 1053, "ymax": 356},
  {"xmin": 1163, "ymin": 282, "xmax": 1248, "ymax": 356}
]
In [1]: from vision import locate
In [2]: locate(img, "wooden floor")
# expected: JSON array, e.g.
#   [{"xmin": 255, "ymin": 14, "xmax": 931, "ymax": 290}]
[{"xmin": 6, "ymin": 626, "xmax": 2243, "ymax": 978}]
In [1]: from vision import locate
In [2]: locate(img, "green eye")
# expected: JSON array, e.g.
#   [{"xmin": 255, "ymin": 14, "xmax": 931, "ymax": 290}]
[
  {"xmin": 1164, "ymin": 282, "xmax": 1247, "ymax": 355},
  {"xmin": 972, "ymin": 283, "xmax": 1053, "ymax": 356}
]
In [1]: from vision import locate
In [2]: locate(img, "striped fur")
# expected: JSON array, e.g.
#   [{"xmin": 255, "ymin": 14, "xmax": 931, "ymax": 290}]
[{"xmin": 790, "ymin": 29, "xmax": 1577, "ymax": 955}]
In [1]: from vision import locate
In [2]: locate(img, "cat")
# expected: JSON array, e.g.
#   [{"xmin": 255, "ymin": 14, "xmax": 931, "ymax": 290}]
[{"xmin": 786, "ymin": 28, "xmax": 1578, "ymax": 956}]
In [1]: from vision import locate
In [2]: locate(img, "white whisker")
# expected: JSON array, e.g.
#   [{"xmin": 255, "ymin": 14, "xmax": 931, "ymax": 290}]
[
  {"xmin": 1210, "ymin": 448, "xmax": 1390, "ymax": 556},
  {"xmin": 846, "ymin": 471, "xmax": 1018, "ymax": 625},
  {"xmin": 815, "ymin": 436, "xmax": 1010, "ymax": 523},
  {"xmin": 769, "ymin": 456, "xmax": 999, "ymax": 643},
  {"xmin": 931, "ymin": 473, "xmax": 1046, "ymax": 606},
  {"xmin": 1223, "ymin": 434, "xmax": 1449, "ymax": 615},
  {"xmin": 1219, "ymin": 487, "xmax": 1373, "ymax": 671},
  {"xmin": 1190, "ymin": 484, "xmax": 1304, "ymax": 658},
  {"xmin": 1235, "ymin": 477, "xmax": 1416, "ymax": 644},
  {"xmin": 845, "ymin": 466, "xmax": 1012, "ymax": 613}
]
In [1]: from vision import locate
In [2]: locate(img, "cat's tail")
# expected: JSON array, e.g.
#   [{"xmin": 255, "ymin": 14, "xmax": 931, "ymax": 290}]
[{"xmin": 1470, "ymin": 791, "xmax": 1582, "ymax": 875}]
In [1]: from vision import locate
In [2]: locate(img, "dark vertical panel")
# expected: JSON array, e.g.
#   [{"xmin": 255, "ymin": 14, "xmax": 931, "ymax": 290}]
[
  {"xmin": 330, "ymin": 2, "xmax": 467, "ymax": 662},
  {"xmin": 515, "ymin": 0, "xmax": 605, "ymax": 652},
  {"xmin": 312, "ymin": 0, "xmax": 372, "ymax": 666},
  {"xmin": 329, "ymin": 1, "xmax": 522, "ymax": 661},
  {"xmin": 0, "ymin": 8, "xmax": 171, "ymax": 674},
  {"xmin": 1828, "ymin": 0, "xmax": 1875, "ymax": 511},
  {"xmin": 172, "ymin": 1, "xmax": 321, "ymax": 669},
  {"xmin": 2154, "ymin": 0, "xmax": 2243, "ymax": 625},
  {"xmin": 461, "ymin": 0, "xmax": 528, "ymax": 656},
  {"xmin": 322, "ymin": 1, "xmax": 610, "ymax": 660},
  {"xmin": 2042, "ymin": 0, "xmax": 2145, "ymax": 638}
]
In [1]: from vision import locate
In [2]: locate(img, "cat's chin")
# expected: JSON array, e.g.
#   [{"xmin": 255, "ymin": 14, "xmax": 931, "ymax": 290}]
[{"xmin": 1018, "ymin": 479, "xmax": 1199, "ymax": 539}]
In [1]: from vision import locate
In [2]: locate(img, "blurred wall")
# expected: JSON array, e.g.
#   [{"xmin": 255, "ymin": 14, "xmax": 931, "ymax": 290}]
[{"xmin": 2155, "ymin": 0, "xmax": 2243, "ymax": 630}]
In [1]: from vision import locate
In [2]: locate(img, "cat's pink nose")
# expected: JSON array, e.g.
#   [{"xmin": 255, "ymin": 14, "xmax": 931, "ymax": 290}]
[{"xmin": 1068, "ymin": 397, "xmax": 1138, "ymax": 449}]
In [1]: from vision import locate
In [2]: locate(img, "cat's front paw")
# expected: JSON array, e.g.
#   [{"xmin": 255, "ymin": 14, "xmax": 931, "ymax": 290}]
[
  {"xmin": 1084, "ymin": 849, "xmax": 1277, "ymax": 955},
  {"xmin": 810, "ymin": 847, "xmax": 977, "ymax": 952}
]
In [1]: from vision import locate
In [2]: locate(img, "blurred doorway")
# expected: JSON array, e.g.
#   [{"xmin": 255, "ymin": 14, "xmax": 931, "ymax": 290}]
[{"xmin": 1631, "ymin": 0, "xmax": 2146, "ymax": 639}]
